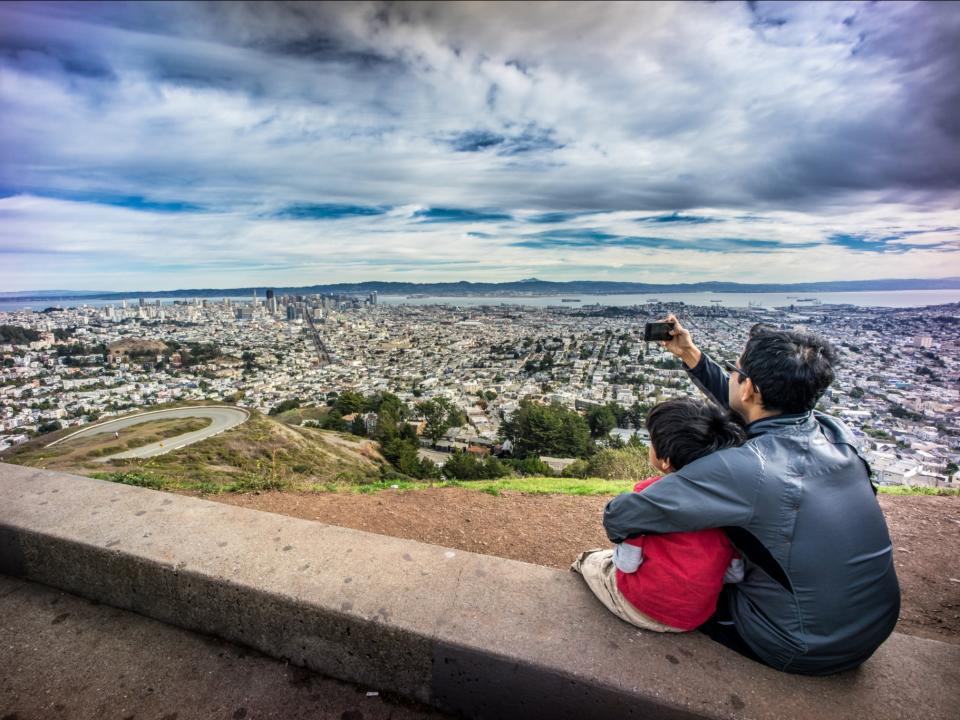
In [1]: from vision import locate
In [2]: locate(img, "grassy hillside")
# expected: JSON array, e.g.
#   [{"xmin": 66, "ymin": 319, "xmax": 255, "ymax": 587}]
[
  {"xmin": 4, "ymin": 409, "xmax": 387, "ymax": 494},
  {"xmin": 5, "ymin": 417, "xmax": 211, "ymax": 469}
]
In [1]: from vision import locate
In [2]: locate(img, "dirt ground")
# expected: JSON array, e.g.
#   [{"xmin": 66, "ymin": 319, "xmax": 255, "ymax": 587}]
[{"xmin": 211, "ymin": 488, "xmax": 960, "ymax": 645}]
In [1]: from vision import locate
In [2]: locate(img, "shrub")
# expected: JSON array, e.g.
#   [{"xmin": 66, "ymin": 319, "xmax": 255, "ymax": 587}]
[
  {"xmin": 507, "ymin": 456, "xmax": 556, "ymax": 477},
  {"xmin": 443, "ymin": 451, "xmax": 510, "ymax": 481},
  {"xmin": 561, "ymin": 459, "xmax": 590, "ymax": 478},
  {"xmin": 91, "ymin": 471, "xmax": 167, "ymax": 490},
  {"xmin": 586, "ymin": 447, "xmax": 656, "ymax": 482}
]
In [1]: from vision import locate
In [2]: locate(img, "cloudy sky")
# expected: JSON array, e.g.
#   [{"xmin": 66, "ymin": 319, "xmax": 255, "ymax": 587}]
[{"xmin": 1, "ymin": 1, "xmax": 958, "ymax": 292}]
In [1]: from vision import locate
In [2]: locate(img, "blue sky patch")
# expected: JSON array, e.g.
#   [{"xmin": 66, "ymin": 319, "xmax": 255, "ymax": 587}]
[
  {"xmin": 413, "ymin": 207, "xmax": 513, "ymax": 223},
  {"xmin": 272, "ymin": 203, "xmax": 389, "ymax": 220},
  {"xmin": 514, "ymin": 228, "xmax": 802, "ymax": 253},
  {"xmin": 450, "ymin": 130, "xmax": 505, "ymax": 152},
  {"xmin": 829, "ymin": 231, "xmax": 958, "ymax": 253},
  {"xmin": 0, "ymin": 188, "xmax": 204, "ymax": 213},
  {"xmin": 635, "ymin": 212, "xmax": 720, "ymax": 225}
]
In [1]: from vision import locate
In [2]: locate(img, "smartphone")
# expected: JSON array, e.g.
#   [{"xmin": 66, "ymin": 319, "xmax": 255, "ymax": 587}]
[{"xmin": 644, "ymin": 321, "xmax": 675, "ymax": 342}]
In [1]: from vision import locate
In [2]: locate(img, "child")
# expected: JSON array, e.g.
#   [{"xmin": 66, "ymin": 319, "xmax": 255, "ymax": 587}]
[{"xmin": 571, "ymin": 398, "xmax": 745, "ymax": 632}]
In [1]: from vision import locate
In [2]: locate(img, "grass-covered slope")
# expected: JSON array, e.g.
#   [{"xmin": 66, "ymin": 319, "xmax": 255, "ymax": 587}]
[{"xmin": 4, "ymin": 409, "xmax": 386, "ymax": 494}]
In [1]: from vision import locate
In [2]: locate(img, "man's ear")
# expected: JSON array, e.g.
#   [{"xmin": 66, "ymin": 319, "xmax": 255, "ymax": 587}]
[
  {"xmin": 660, "ymin": 457, "xmax": 675, "ymax": 473},
  {"xmin": 743, "ymin": 378, "xmax": 762, "ymax": 408}
]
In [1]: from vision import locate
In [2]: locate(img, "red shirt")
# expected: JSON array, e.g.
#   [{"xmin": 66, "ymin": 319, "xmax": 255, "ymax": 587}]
[{"xmin": 615, "ymin": 475, "xmax": 734, "ymax": 631}]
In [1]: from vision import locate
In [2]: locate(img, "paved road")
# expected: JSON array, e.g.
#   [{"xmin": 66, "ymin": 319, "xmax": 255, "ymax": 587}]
[
  {"xmin": 49, "ymin": 406, "xmax": 249, "ymax": 461},
  {"xmin": 0, "ymin": 575, "xmax": 445, "ymax": 720}
]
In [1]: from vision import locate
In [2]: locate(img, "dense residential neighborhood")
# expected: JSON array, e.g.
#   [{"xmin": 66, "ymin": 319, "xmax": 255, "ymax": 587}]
[{"xmin": 1, "ymin": 295, "xmax": 957, "ymax": 488}]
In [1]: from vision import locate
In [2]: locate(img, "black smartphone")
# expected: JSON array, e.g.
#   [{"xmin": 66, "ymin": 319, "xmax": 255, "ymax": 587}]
[{"xmin": 644, "ymin": 321, "xmax": 675, "ymax": 342}]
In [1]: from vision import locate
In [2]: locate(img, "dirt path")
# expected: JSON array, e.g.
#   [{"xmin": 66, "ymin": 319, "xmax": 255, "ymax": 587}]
[{"xmin": 209, "ymin": 489, "xmax": 960, "ymax": 645}]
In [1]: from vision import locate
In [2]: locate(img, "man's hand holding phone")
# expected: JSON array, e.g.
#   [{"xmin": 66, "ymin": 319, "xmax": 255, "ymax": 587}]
[{"xmin": 659, "ymin": 314, "xmax": 701, "ymax": 369}]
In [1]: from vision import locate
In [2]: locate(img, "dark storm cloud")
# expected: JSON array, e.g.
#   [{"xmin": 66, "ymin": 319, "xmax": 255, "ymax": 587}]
[{"xmin": 737, "ymin": 1, "xmax": 960, "ymax": 205}]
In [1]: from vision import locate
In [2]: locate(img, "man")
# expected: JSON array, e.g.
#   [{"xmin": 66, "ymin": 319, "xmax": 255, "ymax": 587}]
[{"xmin": 603, "ymin": 315, "xmax": 900, "ymax": 675}]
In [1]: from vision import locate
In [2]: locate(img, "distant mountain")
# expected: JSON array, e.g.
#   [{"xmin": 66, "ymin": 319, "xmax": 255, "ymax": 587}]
[{"xmin": 5, "ymin": 277, "xmax": 960, "ymax": 302}]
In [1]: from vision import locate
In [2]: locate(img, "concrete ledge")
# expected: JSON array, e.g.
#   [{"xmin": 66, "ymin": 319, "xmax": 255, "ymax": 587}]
[{"xmin": 2, "ymin": 463, "xmax": 958, "ymax": 720}]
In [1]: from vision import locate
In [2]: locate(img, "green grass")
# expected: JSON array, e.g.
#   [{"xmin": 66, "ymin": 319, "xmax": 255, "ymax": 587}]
[
  {"xmin": 11, "ymin": 409, "xmax": 385, "ymax": 493},
  {"xmin": 877, "ymin": 484, "xmax": 959, "ymax": 496},
  {"xmin": 302, "ymin": 475, "xmax": 633, "ymax": 496},
  {"xmin": 453, "ymin": 476, "xmax": 634, "ymax": 496}
]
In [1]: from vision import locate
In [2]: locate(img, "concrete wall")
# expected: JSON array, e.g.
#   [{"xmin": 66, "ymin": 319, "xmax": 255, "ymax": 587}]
[{"xmin": 2, "ymin": 463, "xmax": 958, "ymax": 719}]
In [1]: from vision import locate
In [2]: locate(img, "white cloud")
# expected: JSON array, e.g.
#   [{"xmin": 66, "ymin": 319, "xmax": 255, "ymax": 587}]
[{"xmin": 0, "ymin": 1, "xmax": 957, "ymax": 290}]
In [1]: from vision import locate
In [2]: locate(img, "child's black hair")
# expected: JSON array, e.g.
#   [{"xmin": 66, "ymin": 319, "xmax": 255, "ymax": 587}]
[{"xmin": 645, "ymin": 397, "xmax": 745, "ymax": 470}]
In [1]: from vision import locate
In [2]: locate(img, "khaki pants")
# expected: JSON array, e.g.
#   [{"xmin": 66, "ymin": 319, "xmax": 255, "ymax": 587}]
[{"xmin": 571, "ymin": 549, "xmax": 685, "ymax": 633}]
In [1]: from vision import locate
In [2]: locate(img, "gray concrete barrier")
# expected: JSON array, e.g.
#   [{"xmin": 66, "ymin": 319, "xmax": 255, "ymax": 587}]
[{"xmin": 1, "ymin": 462, "xmax": 958, "ymax": 720}]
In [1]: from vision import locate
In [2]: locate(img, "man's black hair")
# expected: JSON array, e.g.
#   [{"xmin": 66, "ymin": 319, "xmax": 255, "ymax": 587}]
[
  {"xmin": 646, "ymin": 398, "xmax": 745, "ymax": 470},
  {"xmin": 739, "ymin": 324, "xmax": 839, "ymax": 414}
]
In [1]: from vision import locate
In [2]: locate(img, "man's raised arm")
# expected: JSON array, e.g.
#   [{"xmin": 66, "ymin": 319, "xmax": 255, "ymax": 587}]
[
  {"xmin": 660, "ymin": 313, "xmax": 729, "ymax": 408},
  {"xmin": 603, "ymin": 450, "xmax": 757, "ymax": 543}
]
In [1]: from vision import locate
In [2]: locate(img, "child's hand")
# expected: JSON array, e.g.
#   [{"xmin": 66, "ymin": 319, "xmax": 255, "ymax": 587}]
[
  {"xmin": 723, "ymin": 557, "xmax": 745, "ymax": 584},
  {"xmin": 613, "ymin": 542, "xmax": 644, "ymax": 573}
]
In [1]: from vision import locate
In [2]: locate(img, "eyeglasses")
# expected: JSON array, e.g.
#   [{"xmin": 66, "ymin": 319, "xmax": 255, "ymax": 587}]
[{"xmin": 724, "ymin": 360, "xmax": 752, "ymax": 386}]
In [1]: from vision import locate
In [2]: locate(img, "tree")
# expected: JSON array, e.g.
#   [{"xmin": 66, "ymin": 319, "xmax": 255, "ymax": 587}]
[
  {"xmin": 323, "ymin": 411, "xmax": 348, "ymax": 432},
  {"xmin": 351, "ymin": 415, "xmax": 367, "ymax": 437},
  {"xmin": 269, "ymin": 398, "xmax": 301, "ymax": 415},
  {"xmin": 416, "ymin": 398, "xmax": 465, "ymax": 444},
  {"xmin": 500, "ymin": 400, "xmax": 592, "ymax": 458},
  {"xmin": 381, "ymin": 438, "xmax": 439, "ymax": 479},
  {"xmin": 588, "ymin": 405, "xmax": 617, "ymax": 439},
  {"xmin": 334, "ymin": 390, "xmax": 366, "ymax": 415},
  {"xmin": 0, "ymin": 325, "xmax": 41, "ymax": 344},
  {"xmin": 417, "ymin": 399, "xmax": 450, "ymax": 444}
]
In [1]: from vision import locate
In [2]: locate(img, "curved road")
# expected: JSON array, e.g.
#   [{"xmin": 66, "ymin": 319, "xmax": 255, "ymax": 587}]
[{"xmin": 47, "ymin": 406, "xmax": 250, "ymax": 462}]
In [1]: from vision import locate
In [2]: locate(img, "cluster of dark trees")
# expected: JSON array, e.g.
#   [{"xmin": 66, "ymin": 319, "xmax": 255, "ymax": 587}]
[
  {"xmin": 500, "ymin": 400, "xmax": 592, "ymax": 458},
  {"xmin": 0, "ymin": 325, "xmax": 41, "ymax": 344},
  {"xmin": 165, "ymin": 341, "xmax": 221, "ymax": 367}
]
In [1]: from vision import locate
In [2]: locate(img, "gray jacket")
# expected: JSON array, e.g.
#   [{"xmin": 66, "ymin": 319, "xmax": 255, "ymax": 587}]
[{"xmin": 603, "ymin": 353, "xmax": 900, "ymax": 675}]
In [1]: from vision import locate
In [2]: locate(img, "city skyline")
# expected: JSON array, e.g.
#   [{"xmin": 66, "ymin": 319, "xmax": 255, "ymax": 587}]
[{"xmin": 2, "ymin": 1, "xmax": 959, "ymax": 291}]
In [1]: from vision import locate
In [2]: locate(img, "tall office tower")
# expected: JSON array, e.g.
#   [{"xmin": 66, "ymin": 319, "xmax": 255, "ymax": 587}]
[
  {"xmin": 266, "ymin": 289, "xmax": 277, "ymax": 316},
  {"xmin": 122, "ymin": 299, "xmax": 128, "ymax": 309},
  {"xmin": 252, "ymin": 289, "xmax": 258, "ymax": 305},
  {"xmin": 139, "ymin": 298, "xmax": 145, "ymax": 307},
  {"xmin": 286, "ymin": 304, "xmax": 298, "ymax": 321},
  {"xmin": 368, "ymin": 291, "xmax": 378, "ymax": 306}
]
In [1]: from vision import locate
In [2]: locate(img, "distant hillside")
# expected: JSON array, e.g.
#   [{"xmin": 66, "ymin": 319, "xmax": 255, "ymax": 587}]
[
  {"xmin": 4, "ymin": 410, "xmax": 386, "ymax": 493},
  {"xmin": 7, "ymin": 276, "xmax": 960, "ymax": 301}
]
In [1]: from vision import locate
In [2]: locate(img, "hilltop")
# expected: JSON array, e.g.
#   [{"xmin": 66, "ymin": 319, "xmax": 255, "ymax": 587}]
[{"xmin": 3, "ymin": 407, "xmax": 386, "ymax": 492}]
